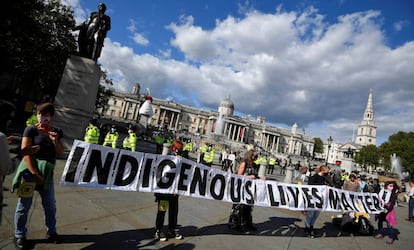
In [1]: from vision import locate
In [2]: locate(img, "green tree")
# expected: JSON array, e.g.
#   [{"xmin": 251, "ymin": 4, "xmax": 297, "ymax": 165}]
[
  {"xmin": 313, "ymin": 137, "xmax": 323, "ymax": 154},
  {"xmin": 1, "ymin": 0, "xmax": 76, "ymax": 100},
  {"xmin": 379, "ymin": 131, "xmax": 414, "ymax": 174},
  {"xmin": 354, "ymin": 144, "xmax": 380, "ymax": 170},
  {"xmin": 96, "ymin": 69, "xmax": 113, "ymax": 114}
]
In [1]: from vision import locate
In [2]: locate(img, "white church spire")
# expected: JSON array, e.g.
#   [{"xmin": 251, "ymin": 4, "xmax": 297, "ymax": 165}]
[
  {"xmin": 363, "ymin": 88, "xmax": 374, "ymax": 121},
  {"xmin": 355, "ymin": 88, "xmax": 377, "ymax": 146}
]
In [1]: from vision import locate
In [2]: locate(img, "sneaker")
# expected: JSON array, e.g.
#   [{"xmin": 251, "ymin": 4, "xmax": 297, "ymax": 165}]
[
  {"xmin": 158, "ymin": 231, "xmax": 167, "ymax": 242},
  {"xmin": 46, "ymin": 233, "xmax": 61, "ymax": 244},
  {"xmin": 374, "ymin": 234, "xmax": 384, "ymax": 239},
  {"xmin": 14, "ymin": 237, "xmax": 27, "ymax": 249},
  {"xmin": 169, "ymin": 230, "xmax": 184, "ymax": 240},
  {"xmin": 174, "ymin": 232, "xmax": 184, "ymax": 240}
]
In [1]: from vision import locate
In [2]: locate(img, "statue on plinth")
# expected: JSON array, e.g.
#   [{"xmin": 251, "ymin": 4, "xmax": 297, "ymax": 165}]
[{"xmin": 75, "ymin": 2, "xmax": 111, "ymax": 61}]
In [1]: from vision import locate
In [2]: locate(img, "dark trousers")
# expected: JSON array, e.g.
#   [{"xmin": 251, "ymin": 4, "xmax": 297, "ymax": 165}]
[
  {"xmin": 377, "ymin": 211, "xmax": 397, "ymax": 240},
  {"xmin": 267, "ymin": 164, "xmax": 275, "ymax": 174},
  {"xmin": 240, "ymin": 204, "xmax": 253, "ymax": 228},
  {"xmin": 156, "ymin": 196, "xmax": 179, "ymax": 232}
]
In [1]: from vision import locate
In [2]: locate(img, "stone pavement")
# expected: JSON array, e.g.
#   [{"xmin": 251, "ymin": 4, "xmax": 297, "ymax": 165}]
[{"xmin": 1, "ymin": 157, "xmax": 413, "ymax": 250}]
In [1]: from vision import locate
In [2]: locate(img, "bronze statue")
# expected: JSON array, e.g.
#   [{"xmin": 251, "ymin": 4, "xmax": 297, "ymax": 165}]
[{"xmin": 75, "ymin": 2, "xmax": 111, "ymax": 61}]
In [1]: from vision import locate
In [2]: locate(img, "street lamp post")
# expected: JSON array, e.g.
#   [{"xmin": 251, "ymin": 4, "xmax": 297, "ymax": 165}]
[{"xmin": 325, "ymin": 136, "xmax": 333, "ymax": 165}]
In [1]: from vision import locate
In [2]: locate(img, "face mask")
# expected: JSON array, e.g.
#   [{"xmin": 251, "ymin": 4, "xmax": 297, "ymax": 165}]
[
  {"xmin": 111, "ymin": 128, "xmax": 115, "ymax": 133},
  {"xmin": 37, "ymin": 115, "xmax": 50, "ymax": 124}
]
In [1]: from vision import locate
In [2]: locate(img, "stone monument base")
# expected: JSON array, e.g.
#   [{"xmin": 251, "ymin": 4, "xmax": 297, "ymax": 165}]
[{"xmin": 53, "ymin": 55, "xmax": 101, "ymax": 149}]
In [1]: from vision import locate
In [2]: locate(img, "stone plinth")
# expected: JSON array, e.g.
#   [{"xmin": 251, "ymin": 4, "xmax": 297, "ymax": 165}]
[{"xmin": 53, "ymin": 55, "xmax": 100, "ymax": 148}]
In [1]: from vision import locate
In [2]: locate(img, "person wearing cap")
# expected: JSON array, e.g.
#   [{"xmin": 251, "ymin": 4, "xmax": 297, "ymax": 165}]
[
  {"xmin": 103, "ymin": 125, "xmax": 118, "ymax": 149},
  {"xmin": 84, "ymin": 117, "xmax": 100, "ymax": 144},
  {"xmin": 123, "ymin": 125, "xmax": 137, "ymax": 152}
]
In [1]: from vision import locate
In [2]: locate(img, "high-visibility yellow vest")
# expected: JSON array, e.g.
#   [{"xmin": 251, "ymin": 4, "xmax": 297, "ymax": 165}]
[
  {"xmin": 123, "ymin": 132, "xmax": 137, "ymax": 151},
  {"xmin": 255, "ymin": 156, "xmax": 267, "ymax": 165},
  {"xmin": 183, "ymin": 142, "xmax": 192, "ymax": 152},
  {"xmin": 269, "ymin": 157, "xmax": 276, "ymax": 165},
  {"xmin": 199, "ymin": 145, "xmax": 208, "ymax": 153},
  {"xmin": 84, "ymin": 125, "xmax": 100, "ymax": 144},
  {"xmin": 203, "ymin": 149, "xmax": 215, "ymax": 163},
  {"xmin": 26, "ymin": 114, "xmax": 38, "ymax": 127},
  {"xmin": 103, "ymin": 132, "xmax": 119, "ymax": 148}
]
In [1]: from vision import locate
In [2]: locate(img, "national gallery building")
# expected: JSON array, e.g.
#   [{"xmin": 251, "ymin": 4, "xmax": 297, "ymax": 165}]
[{"xmin": 98, "ymin": 84, "xmax": 315, "ymax": 157}]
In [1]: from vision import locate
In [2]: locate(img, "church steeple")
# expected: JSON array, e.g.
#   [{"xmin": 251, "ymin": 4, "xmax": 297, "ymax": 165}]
[
  {"xmin": 355, "ymin": 88, "xmax": 377, "ymax": 146},
  {"xmin": 364, "ymin": 88, "xmax": 374, "ymax": 121}
]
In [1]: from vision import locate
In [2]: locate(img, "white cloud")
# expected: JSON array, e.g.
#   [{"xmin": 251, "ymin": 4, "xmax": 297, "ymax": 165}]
[
  {"xmin": 393, "ymin": 20, "xmax": 409, "ymax": 32},
  {"xmin": 78, "ymin": 4, "xmax": 414, "ymax": 145},
  {"xmin": 132, "ymin": 33, "xmax": 149, "ymax": 46}
]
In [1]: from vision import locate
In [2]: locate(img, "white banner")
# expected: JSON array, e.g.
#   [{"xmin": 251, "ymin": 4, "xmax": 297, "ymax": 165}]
[{"xmin": 60, "ymin": 140, "xmax": 384, "ymax": 214}]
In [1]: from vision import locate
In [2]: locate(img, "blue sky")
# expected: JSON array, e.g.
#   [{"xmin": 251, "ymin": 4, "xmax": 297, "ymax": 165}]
[{"xmin": 64, "ymin": 0, "xmax": 414, "ymax": 145}]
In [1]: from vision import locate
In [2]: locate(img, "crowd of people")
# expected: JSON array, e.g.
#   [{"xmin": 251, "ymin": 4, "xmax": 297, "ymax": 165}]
[{"xmin": 1, "ymin": 101, "xmax": 413, "ymax": 248}]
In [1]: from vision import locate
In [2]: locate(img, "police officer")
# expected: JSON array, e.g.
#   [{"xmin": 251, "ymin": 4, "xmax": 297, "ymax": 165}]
[
  {"xmin": 203, "ymin": 144, "xmax": 215, "ymax": 167},
  {"xmin": 84, "ymin": 117, "xmax": 100, "ymax": 144},
  {"xmin": 103, "ymin": 125, "xmax": 118, "ymax": 148},
  {"xmin": 123, "ymin": 124, "xmax": 137, "ymax": 151}
]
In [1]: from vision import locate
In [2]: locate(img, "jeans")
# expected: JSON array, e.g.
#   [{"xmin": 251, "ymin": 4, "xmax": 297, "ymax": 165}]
[
  {"xmin": 377, "ymin": 211, "xmax": 397, "ymax": 240},
  {"xmin": 14, "ymin": 170, "xmax": 56, "ymax": 238},
  {"xmin": 305, "ymin": 210, "xmax": 321, "ymax": 227},
  {"xmin": 409, "ymin": 197, "xmax": 414, "ymax": 219}
]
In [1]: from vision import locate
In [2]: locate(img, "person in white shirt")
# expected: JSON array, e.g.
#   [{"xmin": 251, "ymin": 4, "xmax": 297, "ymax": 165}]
[{"xmin": 407, "ymin": 179, "xmax": 414, "ymax": 222}]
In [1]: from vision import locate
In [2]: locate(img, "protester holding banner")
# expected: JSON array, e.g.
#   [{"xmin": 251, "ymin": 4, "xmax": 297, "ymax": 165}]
[
  {"xmin": 13, "ymin": 103, "xmax": 64, "ymax": 249},
  {"xmin": 342, "ymin": 173, "xmax": 360, "ymax": 192},
  {"xmin": 230, "ymin": 149, "xmax": 258, "ymax": 232},
  {"xmin": 154, "ymin": 140, "xmax": 185, "ymax": 242},
  {"xmin": 374, "ymin": 181, "xmax": 399, "ymax": 244},
  {"xmin": 303, "ymin": 165, "xmax": 333, "ymax": 238}
]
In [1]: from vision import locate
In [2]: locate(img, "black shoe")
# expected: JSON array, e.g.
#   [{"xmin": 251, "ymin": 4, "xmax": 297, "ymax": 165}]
[
  {"xmin": 310, "ymin": 230, "xmax": 321, "ymax": 238},
  {"xmin": 14, "ymin": 237, "xmax": 26, "ymax": 249},
  {"xmin": 46, "ymin": 233, "xmax": 61, "ymax": 244}
]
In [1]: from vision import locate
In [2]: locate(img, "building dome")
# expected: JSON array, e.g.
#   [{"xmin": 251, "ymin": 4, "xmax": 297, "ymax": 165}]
[
  {"xmin": 220, "ymin": 96, "xmax": 234, "ymax": 109},
  {"xmin": 218, "ymin": 96, "xmax": 234, "ymax": 116}
]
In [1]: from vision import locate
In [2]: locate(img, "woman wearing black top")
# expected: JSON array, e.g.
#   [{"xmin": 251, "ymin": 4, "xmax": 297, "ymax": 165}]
[{"xmin": 304, "ymin": 165, "xmax": 333, "ymax": 237}]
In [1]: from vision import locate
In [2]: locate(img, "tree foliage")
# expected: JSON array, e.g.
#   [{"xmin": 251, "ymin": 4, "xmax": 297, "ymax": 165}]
[
  {"xmin": 1, "ymin": 0, "xmax": 76, "ymax": 100},
  {"xmin": 354, "ymin": 144, "xmax": 379, "ymax": 169},
  {"xmin": 313, "ymin": 137, "xmax": 324, "ymax": 154},
  {"xmin": 379, "ymin": 131, "xmax": 414, "ymax": 174},
  {"xmin": 96, "ymin": 69, "xmax": 113, "ymax": 114}
]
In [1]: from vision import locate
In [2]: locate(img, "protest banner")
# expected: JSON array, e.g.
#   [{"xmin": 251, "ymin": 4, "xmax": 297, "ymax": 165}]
[{"xmin": 61, "ymin": 140, "xmax": 384, "ymax": 214}]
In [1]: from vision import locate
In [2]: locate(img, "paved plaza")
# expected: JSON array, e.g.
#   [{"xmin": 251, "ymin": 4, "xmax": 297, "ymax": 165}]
[{"xmin": 1, "ymin": 155, "xmax": 413, "ymax": 250}]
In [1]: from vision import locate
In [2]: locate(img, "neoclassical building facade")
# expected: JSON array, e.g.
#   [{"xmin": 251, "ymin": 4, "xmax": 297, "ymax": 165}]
[{"xmin": 98, "ymin": 84, "xmax": 315, "ymax": 156}]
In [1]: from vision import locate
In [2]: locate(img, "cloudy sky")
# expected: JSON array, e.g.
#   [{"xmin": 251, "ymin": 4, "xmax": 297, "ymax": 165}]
[{"xmin": 63, "ymin": 0, "xmax": 414, "ymax": 145}]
